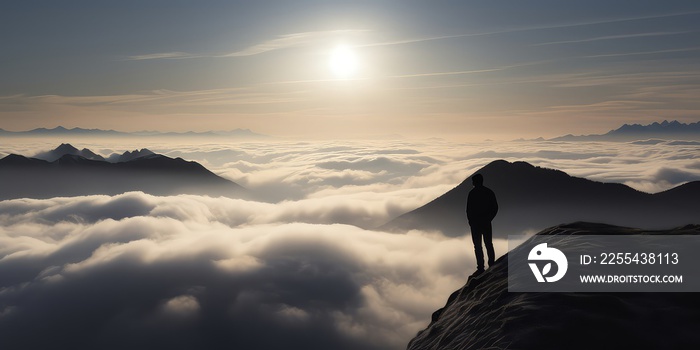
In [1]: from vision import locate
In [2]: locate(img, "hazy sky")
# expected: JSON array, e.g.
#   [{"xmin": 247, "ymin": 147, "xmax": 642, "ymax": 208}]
[{"xmin": 2, "ymin": 1, "xmax": 700, "ymax": 139}]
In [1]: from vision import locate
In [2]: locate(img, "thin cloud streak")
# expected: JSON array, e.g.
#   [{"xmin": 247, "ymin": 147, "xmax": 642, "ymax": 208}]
[
  {"xmin": 123, "ymin": 52, "xmax": 201, "ymax": 61},
  {"xmin": 121, "ymin": 11, "xmax": 700, "ymax": 62},
  {"xmin": 259, "ymin": 68, "xmax": 507, "ymax": 86},
  {"xmin": 386, "ymin": 68, "xmax": 504, "ymax": 79},
  {"xmin": 384, "ymin": 60, "xmax": 552, "ymax": 80},
  {"xmin": 262, "ymin": 62, "xmax": 542, "ymax": 86},
  {"xmin": 583, "ymin": 46, "xmax": 700, "ymax": 58},
  {"xmin": 220, "ymin": 30, "xmax": 368, "ymax": 57},
  {"xmin": 360, "ymin": 11, "xmax": 700, "ymax": 48},
  {"xmin": 0, "ymin": 88, "xmax": 310, "ymax": 109},
  {"xmin": 123, "ymin": 30, "xmax": 369, "ymax": 62},
  {"xmin": 532, "ymin": 31, "xmax": 692, "ymax": 46}
]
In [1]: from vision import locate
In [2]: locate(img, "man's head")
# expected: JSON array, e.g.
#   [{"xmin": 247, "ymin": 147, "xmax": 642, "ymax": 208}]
[{"xmin": 472, "ymin": 173, "xmax": 484, "ymax": 187}]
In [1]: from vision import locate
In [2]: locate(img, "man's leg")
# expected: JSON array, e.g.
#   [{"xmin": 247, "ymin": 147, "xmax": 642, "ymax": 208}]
[
  {"xmin": 483, "ymin": 222, "xmax": 495, "ymax": 267},
  {"xmin": 470, "ymin": 225, "xmax": 484, "ymax": 270}
]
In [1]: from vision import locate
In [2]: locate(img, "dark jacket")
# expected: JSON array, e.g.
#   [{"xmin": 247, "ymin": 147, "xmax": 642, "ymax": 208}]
[{"xmin": 466, "ymin": 185, "xmax": 498, "ymax": 225}]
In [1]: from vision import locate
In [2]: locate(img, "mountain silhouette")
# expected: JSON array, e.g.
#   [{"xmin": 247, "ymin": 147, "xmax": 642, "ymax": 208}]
[
  {"xmin": 0, "ymin": 126, "xmax": 122, "ymax": 137},
  {"xmin": 382, "ymin": 160, "xmax": 700, "ymax": 236},
  {"xmin": 106, "ymin": 148, "xmax": 156, "ymax": 162},
  {"xmin": 550, "ymin": 120, "xmax": 700, "ymax": 141},
  {"xmin": 35, "ymin": 144, "xmax": 161, "ymax": 163},
  {"xmin": 407, "ymin": 222, "xmax": 700, "ymax": 350},
  {"xmin": 0, "ymin": 148, "xmax": 248, "ymax": 200},
  {"xmin": 0, "ymin": 126, "xmax": 267, "ymax": 138},
  {"xmin": 34, "ymin": 143, "xmax": 107, "ymax": 162}
]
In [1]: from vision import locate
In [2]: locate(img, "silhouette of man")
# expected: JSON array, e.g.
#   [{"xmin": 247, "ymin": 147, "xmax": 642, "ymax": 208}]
[{"xmin": 466, "ymin": 173, "xmax": 498, "ymax": 273}]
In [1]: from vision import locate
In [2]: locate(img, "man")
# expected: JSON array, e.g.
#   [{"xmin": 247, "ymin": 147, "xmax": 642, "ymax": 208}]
[{"xmin": 466, "ymin": 173, "xmax": 498, "ymax": 273}]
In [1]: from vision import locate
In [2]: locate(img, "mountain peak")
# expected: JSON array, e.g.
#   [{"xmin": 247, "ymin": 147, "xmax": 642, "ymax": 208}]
[
  {"xmin": 382, "ymin": 159, "xmax": 698, "ymax": 236},
  {"xmin": 55, "ymin": 143, "xmax": 79, "ymax": 153},
  {"xmin": 0, "ymin": 154, "xmax": 47, "ymax": 167},
  {"xmin": 0, "ymin": 148, "xmax": 249, "ymax": 200},
  {"xmin": 108, "ymin": 148, "xmax": 156, "ymax": 162},
  {"xmin": 610, "ymin": 120, "xmax": 698, "ymax": 134},
  {"xmin": 34, "ymin": 144, "xmax": 105, "ymax": 162},
  {"xmin": 480, "ymin": 159, "xmax": 534, "ymax": 171},
  {"xmin": 550, "ymin": 120, "xmax": 699, "ymax": 141},
  {"xmin": 34, "ymin": 144, "xmax": 161, "ymax": 163}
]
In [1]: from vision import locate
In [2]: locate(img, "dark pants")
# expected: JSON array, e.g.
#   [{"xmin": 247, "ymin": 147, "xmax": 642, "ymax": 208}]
[{"xmin": 470, "ymin": 222, "xmax": 495, "ymax": 270}]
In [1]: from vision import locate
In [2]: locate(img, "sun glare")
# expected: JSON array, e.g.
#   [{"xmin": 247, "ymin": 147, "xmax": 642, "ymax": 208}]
[{"xmin": 329, "ymin": 45, "xmax": 359, "ymax": 79}]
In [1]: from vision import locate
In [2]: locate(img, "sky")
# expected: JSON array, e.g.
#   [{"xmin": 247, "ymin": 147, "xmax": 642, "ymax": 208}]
[{"xmin": 2, "ymin": 0, "xmax": 700, "ymax": 139}]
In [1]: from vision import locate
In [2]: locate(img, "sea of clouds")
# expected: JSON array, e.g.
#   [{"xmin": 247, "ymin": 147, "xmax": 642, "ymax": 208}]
[
  {"xmin": 1, "ymin": 138, "xmax": 698, "ymax": 349},
  {"xmin": 0, "ymin": 192, "xmax": 486, "ymax": 349}
]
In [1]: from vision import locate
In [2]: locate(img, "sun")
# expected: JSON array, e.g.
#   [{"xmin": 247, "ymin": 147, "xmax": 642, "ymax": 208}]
[{"xmin": 329, "ymin": 45, "xmax": 359, "ymax": 79}]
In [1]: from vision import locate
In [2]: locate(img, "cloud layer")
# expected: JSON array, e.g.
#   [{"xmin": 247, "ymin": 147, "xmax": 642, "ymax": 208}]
[
  {"xmin": 166, "ymin": 138, "xmax": 700, "ymax": 198},
  {"xmin": 1, "ymin": 138, "xmax": 698, "ymax": 349},
  {"xmin": 3, "ymin": 138, "xmax": 699, "ymax": 205},
  {"xmin": 0, "ymin": 192, "xmax": 493, "ymax": 350}
]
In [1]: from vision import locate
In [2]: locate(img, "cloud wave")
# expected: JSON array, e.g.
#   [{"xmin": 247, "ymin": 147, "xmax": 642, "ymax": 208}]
[
  {"xmin": 0, "ymin": 192, "xmax": 488, "ymax": 350},
  {"xmin": 1, "ymin": 138, "xmax": 699, "ymax": 349}
]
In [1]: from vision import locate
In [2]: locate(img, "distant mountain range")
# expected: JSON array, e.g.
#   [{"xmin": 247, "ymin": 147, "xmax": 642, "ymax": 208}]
[
  {"xmin": 547, "ymin": 120, "xmax": 700, "ymax": 141},
  {"xmin": 408, "ymin": 222, "xmax": 700, "ymax": 350},
  {"xmin": 33, "ymin": 143, "xmax": 156, "ymax": 163},
  {"xmin": 0, "ymin": 144, "xmax": 248, "ymax": 200},
  {"xmin": 0, "ymin": 126, "xmax": 267, "ymax": 138},
  {"xmin": 33, "ymin": 143, "xmax": 108, "ymax": 162},
  {"xmin": 382, "ymin": 160, "xmax": 700, "ymax": 236}
]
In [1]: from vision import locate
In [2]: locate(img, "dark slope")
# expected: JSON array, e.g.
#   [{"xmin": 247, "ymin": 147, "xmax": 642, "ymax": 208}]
[
  {"xmin": 407, "ymin": 222, "xmax": 700, "ymax": 350},
  {"xmin": 383, "ymin": 160, "xmax": 700, "ymax": 236},
  {"xmin": 0, "ymin": 153, "xmax": 248, "ymax": 200}
]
